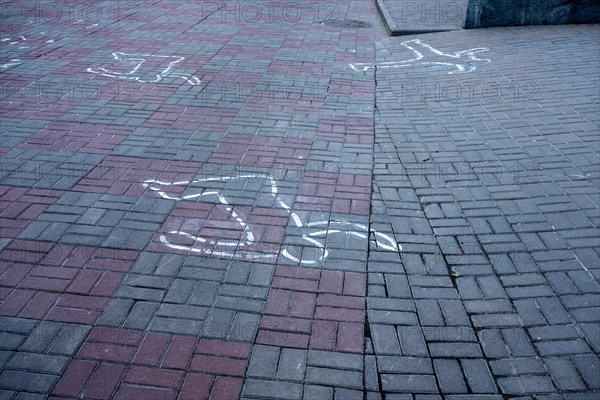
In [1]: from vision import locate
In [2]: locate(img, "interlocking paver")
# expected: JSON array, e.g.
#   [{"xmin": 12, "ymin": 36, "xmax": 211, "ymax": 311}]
[
  {"xmin": 19, "ymin": 191, "xmax": 174, "ymax": 249},
  {"xmin": 243, "ymin": 378, "xmax": 303, "ymax": 400},
  {"xmin": 102, "ymin": 256, "xmax": 272, "ymax": 341},
  {"xmin": 0, "ymin": 149, "xmax": 104, "ymax": 190},
  {"xmin": 0, "ymin": 240, "xmax": 137, "ymax": 323},
  {"xmin": 0, "ymin": 186, "xmax": 63, "ymax": 238},
  {"xmin": 208, "ymin": 134, "xmax": 311, "ymax": 169},
  {"xmin": 0, "ymin": 317, "xmax": 90, "ymax": 398},
  {"xmin": 0, "ymin": 119, "xmax": 52, "ymax": 148},
  {"xmin": 257, "ymin": 266, "xmax": 366, "ymax": 353},
  {"xmin": 52, "ymin": 327, "xmax": 250, "ymax": 400},
  {"xmin": 112, "ymin": 128, "xmax": 222, "ymax": 162},
  {"xmin": 294, "ymin": 172, "xmax": 371, "ymax": 215},
  {"xmin": 18, "ymin": 122, "xmax": 132, "ymax": 154}
]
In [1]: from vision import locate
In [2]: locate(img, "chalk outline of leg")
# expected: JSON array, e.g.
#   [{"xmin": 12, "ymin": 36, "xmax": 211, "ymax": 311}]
[
  {"xmin": 87, "ymin": 52, "xmax": 201, "ymax": 85},
  {"xmin": 142, "ymin": 174, "xmax": 399, "ymax": 264},
  {"xmin": 350, "ymin": 39, "xmax": 490, "ymax": 74}
]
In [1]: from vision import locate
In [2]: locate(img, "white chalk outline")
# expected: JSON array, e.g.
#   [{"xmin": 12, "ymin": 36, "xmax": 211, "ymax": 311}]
[
  {"xmin": 350, "ymin": 39, "xmax": 490, "ymax": 74},
  {"xmin": 87, "ymin": 52, "xmax": 201, "ymax": 85},
  {"xmin": 0, "ymin": 59, "xmax": 21, "ymax": 69},
  {"xmin": 1, "ymin": 36, "xmax": 29, "ymax": 50},
  {"xmin": 1, "ymin": 35, "xmax": 55, "ymax": 55},
  {"xmin": 143, "ymin": 174, "xmax": 399, "ymax": 264}
]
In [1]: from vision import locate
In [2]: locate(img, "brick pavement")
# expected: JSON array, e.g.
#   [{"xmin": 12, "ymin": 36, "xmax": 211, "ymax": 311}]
[
  {"xmin": 369, "ymin": 23, "xmax": 599, "ymax": 398},
  {"xmin": 1, "ymin": 0, "xmax": 599, "ymax": 399}
]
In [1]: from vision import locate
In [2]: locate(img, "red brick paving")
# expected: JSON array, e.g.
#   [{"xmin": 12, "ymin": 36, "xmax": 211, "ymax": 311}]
[
  {"xmin": 294, "ymin": 171, "xmax": 371, "ymax": 215},
  {"xmin": 218, "ymin": 45, "xmax": 279, "ymax": 60},
  {"xmin": 196, "ymin": 70, "xmax": 262, "ymax": 87},
  {"xmin": 40, "ymin": 47, "xmax": 96, "ymax": 62},
  {"xmin": 256, "ymin": 266, "xmax": 366, "ymax": 353},
  {"xmin": 329, "ymin": 78, "xmax": 376, "ymax": 99},
  {"xmin": 244, "ymin": 89, "xmax": 325, "ymax": 113},
  {"xmin": 52, "ymin": 328, "xmax": 249, "ymax": 400},
  {"xmin": 0, "ymin": 186, "xmax": 63, "ymax": 238},
  {"xmin": 0, "ymin": 240, "xmax": 137, "ymax": 323},
  {"xmin": 207, "ymin": 134, "xmax": 311, "ymax": 168},
  {"xmin": 317, "ymin": 116, "xmax": 374, "ymax": 144}
]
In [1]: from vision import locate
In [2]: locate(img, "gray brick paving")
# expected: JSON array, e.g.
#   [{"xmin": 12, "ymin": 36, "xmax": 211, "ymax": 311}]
[
  {"xmin": 243, "ymin": 379, "xmax": 303, "ymax": 399},
  {"xmin": 368, "ymin": 23, "xmax": 600, "ymax": 398},
  {"xmin": 18, "ymin": 191, "xmax": 174, "ymax": 249},
  {"xmin": 308, "ymin": 141, "xmax": 372, "ymax": 175},
  {"xmin": 0, "ymin": 149, "xmax": 104, "ymax": 190},
  {"xmin": 305, "ymin": 367, "xmax": 362, "ymax": 390},
  {"xmin": 0, "ymin": 318, "xmax": 90, "ymax": 397},
  {"xmin": 100, "ymin": 254, "xmax": 273, "ymax": 341},
  {"xmin": 0, "ymin": 120, "xmax": 51, "ymax": 148},
  {"xmin": 244, "ymin": 344, "xmax": 365, "ymax": 398}
]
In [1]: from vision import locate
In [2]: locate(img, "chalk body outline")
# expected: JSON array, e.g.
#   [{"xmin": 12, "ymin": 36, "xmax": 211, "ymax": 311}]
[
  {"xmin": 87, "ymin": 52, "xmax": 201, "ymax": 85},
  {"xmin": 143, "ymin": 174, "xmax": 399, "ymax": 264},
  {"xmin": 350, "ymin": 39, "xmax": 490, "ymax": 74}
]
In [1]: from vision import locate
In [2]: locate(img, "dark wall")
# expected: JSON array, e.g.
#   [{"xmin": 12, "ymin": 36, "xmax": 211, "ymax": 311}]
[{"xmin": 464, "ymin": 0, "xmax": 600, "ymax": 28}]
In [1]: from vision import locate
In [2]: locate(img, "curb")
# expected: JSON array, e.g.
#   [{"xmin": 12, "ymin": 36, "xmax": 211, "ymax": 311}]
[
  {"xmin": 374, "ymin": 0, "xmax": 399, "ymax": 35},
  {"xmin": 375, "ymin": 0, "xmax": 460, "ymax": 36}
]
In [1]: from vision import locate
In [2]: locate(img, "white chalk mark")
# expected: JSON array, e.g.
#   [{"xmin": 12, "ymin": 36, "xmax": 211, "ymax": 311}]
[
  {"xmin": 1, "ymin": 59, "xmax": 21, "ymax": 69},
  {"xmin": 4, "ymin": 36, "xmax": 27, "ymax": 46},
  {"xmin": 87, "ymin": 52, "xmax": 201, "ymax": 85},
  {"xmin": 169, "ymin": 72, "xmax": 202, "ymax": 86},
  {"xmin": 2, "ymin": 35, "xmax": 54, "ymax": 48},
  {"xmin": 143, "ymin": 174, "xmax": 399, "ymax": 264},
  {"xmin": 350, "ymin": 39, "xmax": 490, "ymax": 74},
  {"xmin": 568, "ymin": 173, "xmax": 592, "ymax": 180}
]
